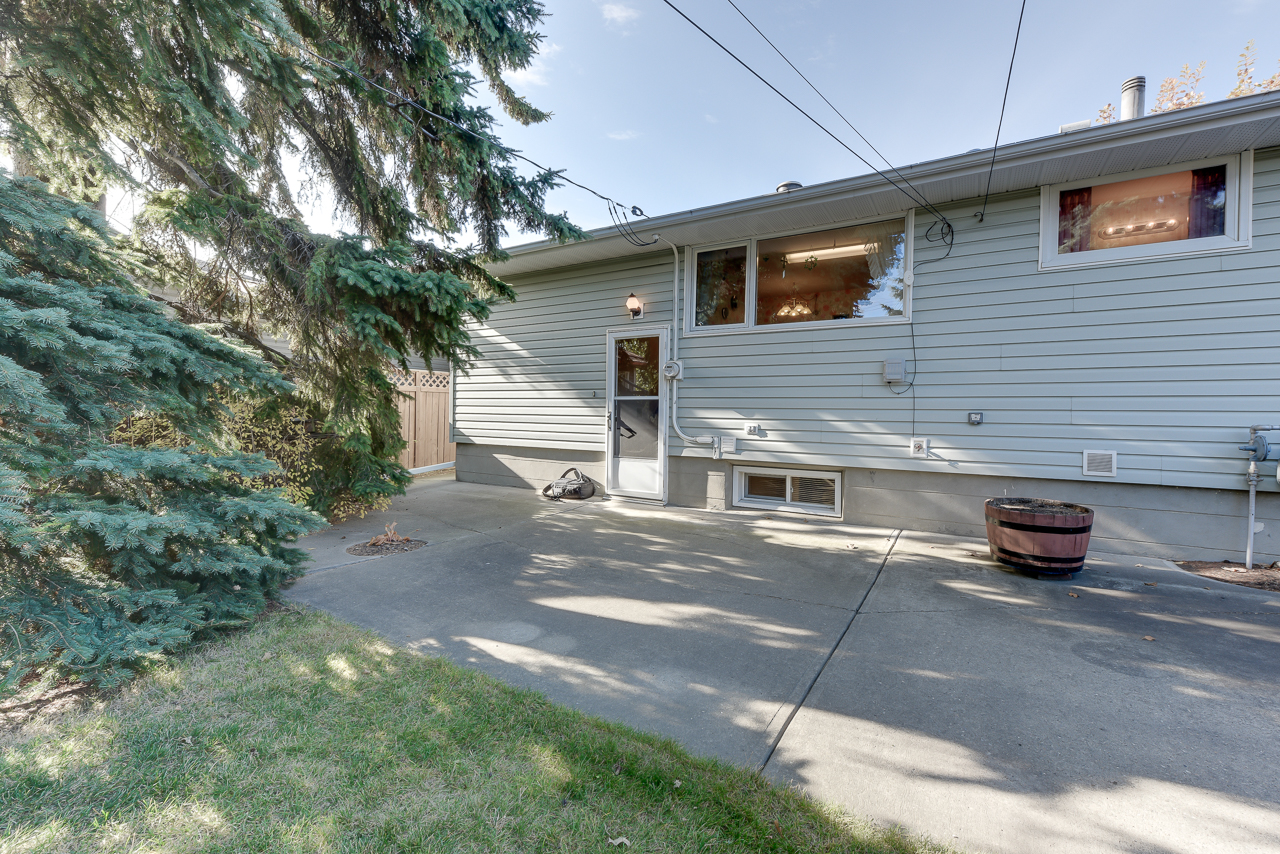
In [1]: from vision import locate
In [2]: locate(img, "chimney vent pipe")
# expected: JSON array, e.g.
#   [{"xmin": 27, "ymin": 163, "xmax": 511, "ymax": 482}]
[{"xmin": 1120, "ymin": 76, "xmax": 1146, "ymax": 121}]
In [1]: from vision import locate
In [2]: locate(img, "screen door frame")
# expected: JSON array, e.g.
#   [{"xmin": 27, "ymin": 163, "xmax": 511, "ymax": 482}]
[{"xmin": 604, "ymin": 325, "xmax": 669, "ymax": 503}]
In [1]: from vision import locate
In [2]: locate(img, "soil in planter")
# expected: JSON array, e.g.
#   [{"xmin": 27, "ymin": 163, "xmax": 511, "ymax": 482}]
[
  {"xmin": 1175, "ymin": 560, "xmax": 1280, "ymax": 592},
  {"xmin": 987, "ymin": 497, "xmax": 1090, "ymax": 515},
  {"xmin": 345, "ymin": 540, "xmax": 427, "ymax": 557}
]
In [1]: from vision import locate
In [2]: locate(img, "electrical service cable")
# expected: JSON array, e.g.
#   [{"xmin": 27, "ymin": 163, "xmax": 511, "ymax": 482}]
[
  {"xmin": 719, "ymin": 0, "xmax": 950, "ymax": 227},
  {"xmin": 658, "ymin": 0, "xmax": 952, "ymax": 246},
  {"xmin": 240, "ymin": 16, "xmax": 658, "ymax": 246},
  {"xmin": 977, "ymin": 0, "xmax": 1028, "ymax": 223}
]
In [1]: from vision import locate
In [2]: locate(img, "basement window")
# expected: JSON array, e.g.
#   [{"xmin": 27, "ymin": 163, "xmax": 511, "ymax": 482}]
[
  {"xmin": 1039, "ymin": 153, "xmax": 1252, "ymax": 269},
  {"xmin": 732, "ymin": 466, "xmax": 842, "ymax": 517}
]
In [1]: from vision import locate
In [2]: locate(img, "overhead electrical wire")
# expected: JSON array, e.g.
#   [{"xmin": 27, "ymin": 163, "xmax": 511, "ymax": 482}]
[
  {"xmin": 719, "ymin": 0, "xmax": 950, "ymax": 228},
  {"xmin": 659, "ymin": 0, "xmax": 952, "ymax": 249},
  {"xmin": 977, "ymin": 0, "xmax": 1028, "ymax": 223},
  {"xmin": 240, "ymin": 16, "xmax": 658, "ymax": 246}
]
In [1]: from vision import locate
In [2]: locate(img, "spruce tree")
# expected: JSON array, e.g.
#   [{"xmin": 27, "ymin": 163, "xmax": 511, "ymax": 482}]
[
  {"xmin": 0, "ymin": 0, "xmax": 584, "ymax": 512},
  {"xmin": 0, "ymin": 173, "xmax": 325, "ymax": 692}
]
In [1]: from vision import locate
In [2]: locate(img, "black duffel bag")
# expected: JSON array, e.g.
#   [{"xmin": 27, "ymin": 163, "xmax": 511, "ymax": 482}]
[{"xmin": 541, "ymin": 467, "xmax": 596, "ymax": 500}]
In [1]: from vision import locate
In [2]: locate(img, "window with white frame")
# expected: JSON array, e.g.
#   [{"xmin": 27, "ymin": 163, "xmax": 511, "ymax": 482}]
[
  {"xmin": 1039, "ymin": 153, "xmax": 1252, "ymax": 269},
  {"xmin": 688, "ymin": 214, "xmax": 913, "ymax": 334},
  {"xmin": 732, "ymin": 466, "xmax": 842, "ymax": 517}
]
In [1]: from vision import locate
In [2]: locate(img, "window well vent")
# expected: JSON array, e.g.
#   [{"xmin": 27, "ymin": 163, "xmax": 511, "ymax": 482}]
[
  {"xmin": 1082, "ymin": 450, "xmax": 1118, "ymax": 477},
  {"xmin": 733, "ymin": 467, "xmax": 841, "ymax": 517}
]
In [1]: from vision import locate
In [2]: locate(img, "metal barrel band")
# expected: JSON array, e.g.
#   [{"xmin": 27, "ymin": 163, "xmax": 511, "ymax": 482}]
[
  {"xmin": 985, "ymin": 515, "xmax": 1092, "ymax": 536},
  {"xmin": 993, "ymin": 545, "xmax": 1086, "ymax": 565}
]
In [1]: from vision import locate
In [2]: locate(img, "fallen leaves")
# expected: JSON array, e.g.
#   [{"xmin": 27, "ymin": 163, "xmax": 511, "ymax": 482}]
[
  {"xmin": 1144, "ymin": 582, "xmax": 1157, "ymax": 587},
  {"xmin": 1142, "ymin": 636, "xmax": 1156, "ymax": 642},
  {"xmin": 1068, "ymin": 592, "xmax": 1079, "ymax": 598},
  {"xmin": 607, "ymin": 837, "xmax": 631, "ymax": 848},
  {"xmin": 262, "ymin": 652, "xmax": 274, "ymax": 662},
  {"xmin": 367, "ymin": 522, "xmax": 411, "ymax": 547}
]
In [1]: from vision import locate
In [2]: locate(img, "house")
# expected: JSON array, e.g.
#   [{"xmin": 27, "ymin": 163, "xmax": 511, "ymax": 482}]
[{"xmin": 452, "ymin": 83, "xmax": 1280, "ymax": 563}]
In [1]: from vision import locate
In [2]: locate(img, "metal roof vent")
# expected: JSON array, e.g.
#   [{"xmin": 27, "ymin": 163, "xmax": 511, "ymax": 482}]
[
  {"xmin": 1120, "ymin": 76, "xmax": 1146, "ymax": 121},
  {"xmin": 776, "ymin": 180, "xmax": 803, "ymax": 193}
]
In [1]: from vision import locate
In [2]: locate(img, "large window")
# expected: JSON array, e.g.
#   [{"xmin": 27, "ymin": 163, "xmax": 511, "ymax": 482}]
[
  {"xmin": 1040, "ymin": 154, "xmax": 1251, "ymax": 269},
  {"xmin": 688, "ymin": 215, "xmax": 912, "ymax": 334}
]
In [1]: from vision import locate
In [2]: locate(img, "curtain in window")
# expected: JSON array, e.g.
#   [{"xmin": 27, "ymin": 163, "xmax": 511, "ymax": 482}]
[
  {"xmin": 1058, "ymin": 187, "xmax": 1092, "ymax": 253},
  {"xmin": 1189, "ymin": 165, "xmax": 1227, "ymax": 239}
]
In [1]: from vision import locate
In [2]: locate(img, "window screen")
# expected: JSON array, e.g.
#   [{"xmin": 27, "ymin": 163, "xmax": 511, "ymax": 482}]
[{"xmin": 791, "ymin": 476, "xmax": 837, "ymax": 507}]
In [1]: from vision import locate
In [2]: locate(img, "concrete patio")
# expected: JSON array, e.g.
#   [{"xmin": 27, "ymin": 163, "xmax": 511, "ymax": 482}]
[{"xmin": 287, "ymin": 473, "xmax": 1280, "ymax": 854}]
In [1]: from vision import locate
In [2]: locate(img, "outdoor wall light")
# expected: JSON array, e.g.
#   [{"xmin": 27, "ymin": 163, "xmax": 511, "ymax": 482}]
[{"xmin": 626, "ymin": 293, "xmax": 643, "ymax": 319}]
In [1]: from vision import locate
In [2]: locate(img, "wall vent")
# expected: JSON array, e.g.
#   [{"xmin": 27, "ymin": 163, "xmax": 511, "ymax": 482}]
[
  {"xmin": 734, "ymin": 467, "xmax": 841, "ymax": 517},
  {"xmin": 1082, "ymin": 450, "xmax": 1118, "ymax": 477}
]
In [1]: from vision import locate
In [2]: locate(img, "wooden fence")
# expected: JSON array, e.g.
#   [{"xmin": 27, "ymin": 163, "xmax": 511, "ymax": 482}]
[{"xmin": 389, "ymin": 369, "xmax": 455, "ymax": 471}]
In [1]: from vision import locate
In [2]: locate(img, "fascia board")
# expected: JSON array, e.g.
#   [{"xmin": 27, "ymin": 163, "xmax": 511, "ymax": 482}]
[{"xmin": 490, "ymin": 91, "xmax": 1280, "ymax": 276}]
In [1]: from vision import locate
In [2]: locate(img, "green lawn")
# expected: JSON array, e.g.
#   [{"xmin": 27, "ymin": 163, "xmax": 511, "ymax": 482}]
[{"xmin": 1, "ymin": 607, "xmax": 949, "ymax": 853}]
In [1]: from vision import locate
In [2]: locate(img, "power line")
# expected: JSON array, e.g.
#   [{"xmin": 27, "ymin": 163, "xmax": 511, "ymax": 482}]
[
  {"xmin": 977, "ymin": 0, "xmax": 1028, "ymax": 223},
  {"xmin": 659, "ymin": 0, "xmax": 951, "ymax": 246},
  {"xmin": 240, "ymin": 16, "xmax": 658, "ymax": 246},
  {"xmin": 719, "ymin": 0, "xmax": 950, "ymax": 226}
]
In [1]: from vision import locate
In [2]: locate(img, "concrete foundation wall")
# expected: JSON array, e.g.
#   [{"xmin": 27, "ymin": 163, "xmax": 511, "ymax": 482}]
[
  {"xmin": 455, "ymin": 443, "xmax": 606, "ymax": 492},
  {"xmin": 457, "ymin": 443, "xmax": 1280, "ymax": 563}
]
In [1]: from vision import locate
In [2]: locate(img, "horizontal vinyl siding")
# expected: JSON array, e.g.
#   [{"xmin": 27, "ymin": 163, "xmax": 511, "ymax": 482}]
[
  {"xmin": 458, "ymin": 148, "xmax": 1280, "ymax": 492},
  {"xmin": 454, "ymin": 251, "xmax": 676, "ymax": 451}
]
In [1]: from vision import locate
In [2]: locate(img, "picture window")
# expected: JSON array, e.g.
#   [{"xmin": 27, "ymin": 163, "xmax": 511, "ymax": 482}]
[{"xmin": 686, "ymin": 214, "xmax": 912, "ymax": 335}]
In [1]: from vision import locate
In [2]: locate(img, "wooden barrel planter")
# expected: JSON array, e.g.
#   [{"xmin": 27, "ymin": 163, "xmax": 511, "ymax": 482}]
[{"xmin": 984, "ymin": 498, "xmax": 1094, "ymax": 575}]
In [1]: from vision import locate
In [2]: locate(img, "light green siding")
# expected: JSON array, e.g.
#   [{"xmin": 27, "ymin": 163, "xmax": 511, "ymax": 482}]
[{"xmin": 455, "ymin": 147, "xmax": 1280, "ymax": 494}]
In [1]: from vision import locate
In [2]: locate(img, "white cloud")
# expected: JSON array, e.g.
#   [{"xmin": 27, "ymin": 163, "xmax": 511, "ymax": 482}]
[
  {"xmin": 704, "ymin": 114, "xmax": 719, "ymax": 124},
  {"xmin": 601, "ymin": 3, "xmax": 640, "ymax": 26},
  {"xmin": 607, "ymin": 130, "xmax": 639, "ymax": 141},
  {"xmin": 507, "ymin": 43, "xmax": 561, "ymax": 88}
]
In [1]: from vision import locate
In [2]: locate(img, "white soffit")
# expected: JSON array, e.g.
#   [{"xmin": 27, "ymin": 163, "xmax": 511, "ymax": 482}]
[{"xmin": 489, "ymin": 92, "xmax": 1280, "ymax": 278}]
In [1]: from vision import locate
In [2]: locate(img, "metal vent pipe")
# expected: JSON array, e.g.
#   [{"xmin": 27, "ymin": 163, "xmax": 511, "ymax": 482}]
[{"xmin": 1120, "ymin": 76, "xmax": 1146, "ymax": 121}]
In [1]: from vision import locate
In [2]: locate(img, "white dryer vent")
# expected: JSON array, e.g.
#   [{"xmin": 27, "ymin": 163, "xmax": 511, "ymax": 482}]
[{"xmin": 1082, "ymin": 450, "xmax": 1118, "ymax": 477}]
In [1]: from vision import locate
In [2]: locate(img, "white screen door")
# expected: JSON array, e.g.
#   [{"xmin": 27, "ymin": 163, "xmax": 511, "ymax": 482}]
[{"xmin": 606, "ymin": 328, "xmax": 668, "ymax": 501}]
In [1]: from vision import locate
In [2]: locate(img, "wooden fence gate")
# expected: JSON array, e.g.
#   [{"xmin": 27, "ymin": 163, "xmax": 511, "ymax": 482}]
[{"xmin": 390, "ymin": 369, "xmax": 455, "ymax": 471}]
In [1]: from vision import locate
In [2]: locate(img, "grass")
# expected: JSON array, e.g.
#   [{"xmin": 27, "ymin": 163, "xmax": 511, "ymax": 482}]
[{"xmin": 0, "ymin": 607, "xmax": 950, "ymax": 853}]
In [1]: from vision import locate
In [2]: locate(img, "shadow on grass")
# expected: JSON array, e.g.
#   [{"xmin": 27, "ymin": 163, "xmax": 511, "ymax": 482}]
[{"xmin": 0, "ymin": 607, "xmax": 950, "ymax": 854}]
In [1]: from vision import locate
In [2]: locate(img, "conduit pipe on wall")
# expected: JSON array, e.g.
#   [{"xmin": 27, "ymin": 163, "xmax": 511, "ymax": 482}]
[
  {"xmin": 655, "ymin": 234, "xmax": 717, "ymax": 455},
  {"xmin": 1240, "ymin": 424, "xmax": 1280, "ymax": 568}
]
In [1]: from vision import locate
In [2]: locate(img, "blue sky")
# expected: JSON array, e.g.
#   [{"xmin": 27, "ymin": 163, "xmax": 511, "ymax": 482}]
[
  {"xmin": 56, "ymin": 0, "xmax": 1280, "ymax": 243},
  {"xmin": 436, "ymin": 0, "xmax": 1280, "ymax": 245}
]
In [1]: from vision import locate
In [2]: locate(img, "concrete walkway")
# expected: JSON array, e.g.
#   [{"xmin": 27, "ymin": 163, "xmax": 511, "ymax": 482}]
[{"xmin": 288, "ymin": 474, "xmax": 1280, "ymax": 854}]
